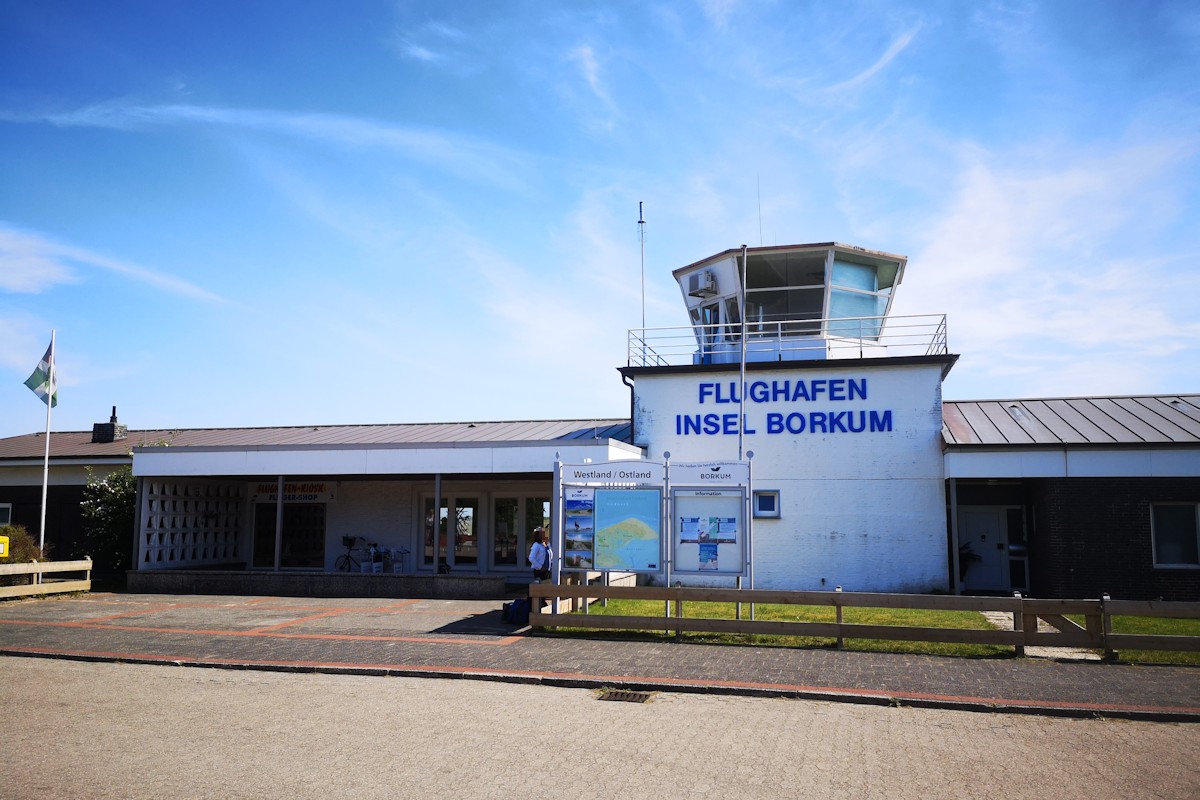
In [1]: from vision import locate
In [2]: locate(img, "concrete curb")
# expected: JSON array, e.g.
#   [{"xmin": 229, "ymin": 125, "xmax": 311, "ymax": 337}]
[{"xmin": 5, "ymin": 646, "xmax": 1198, "ymax": 724}]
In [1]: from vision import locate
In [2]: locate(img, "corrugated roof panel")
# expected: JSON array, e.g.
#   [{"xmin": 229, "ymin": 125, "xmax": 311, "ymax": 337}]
[
  {"xmin": 1131, "ymin": 397, "xmax": 1200, "ymax": 440},
  {"xmin": 998, "ymin": 401, "xmax": 1064, "ymax": 444},
  {"xmin": 1113, "ymin": 398, "xmax": 1200, "ymax": 443},
  {"xmin": 940, "ymin": 402, "xmax": 978, "ymax": 445},
  {"xmin": 939, "ymin": 395, "xmax": 1200, "ymax": 447},
  {"xmin": 1162, "ymin": 396, "xmax": 1200, "ymax": 426},
  {"xmin": 0, "ymin": 418, "xmax": 635, "ymax": 461},
  {"xmin": 1042, "ymin": 400, "xmax": 1119, "ymax": 444},
  {"xmin": 976, "ymin": 402, "xmax": 1038, "ymax": 445},
  {"xmin": 955, "ymin": 403, "xmax": 1007, "ymax": 444},
  {"xmin": 1082, "ymin": 398, "xmax": 1160, "ymax": 443},
  {"xmin": 1019, "ymin": 400, "xmax": 1091, "ymax": 444}
]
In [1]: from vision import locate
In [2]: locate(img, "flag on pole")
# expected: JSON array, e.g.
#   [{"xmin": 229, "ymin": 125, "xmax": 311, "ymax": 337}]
[{"xmin": 24, "ymin": 339, "xmax": 58, "ymax": 408}]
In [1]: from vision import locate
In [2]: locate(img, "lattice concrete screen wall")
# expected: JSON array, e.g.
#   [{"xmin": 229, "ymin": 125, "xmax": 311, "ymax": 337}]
[{"xmin": 139, "ymin": 481, "xmax": 244, "ymax": 569}]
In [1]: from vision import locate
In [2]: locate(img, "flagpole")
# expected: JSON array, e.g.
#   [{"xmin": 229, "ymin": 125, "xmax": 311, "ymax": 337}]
[{"xmin": 38, "ymin": 329, "xmax": 55, "ymax": 554}]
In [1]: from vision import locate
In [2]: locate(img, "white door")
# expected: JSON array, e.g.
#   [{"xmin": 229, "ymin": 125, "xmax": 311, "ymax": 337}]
[{"xmin": 958, "ymin": 507, "xmax": 1009, "ymax": 592}]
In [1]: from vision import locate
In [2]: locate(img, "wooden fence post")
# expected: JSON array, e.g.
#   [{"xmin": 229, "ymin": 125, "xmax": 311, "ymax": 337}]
[
  {"xmin": 1013, "ymin": 592, "xmax": 1025, "ymax": 657},
  {"xmin": 676, "ymin": 587, "xmax": 684, "ymax": 638},
  {"xmin": 835, "ymin": 586, "xmax": 844, "ymax": 649},
  {"xmin": 1101, "ymin": 593, "xmax": 1117, "ymax": 661}
]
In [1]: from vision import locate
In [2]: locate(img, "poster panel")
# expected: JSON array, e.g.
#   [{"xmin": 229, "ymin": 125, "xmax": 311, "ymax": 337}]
[
  {"xmin": 672, "ymin": 488, "xmax": 746, "ymax": 576},
  {"xmin": 561, "ymin": 486, "xmax": 663, "ymax": 572},
  {"xmin": 562, "ymin": 487, "xmax": 596, "ymax": 570}
]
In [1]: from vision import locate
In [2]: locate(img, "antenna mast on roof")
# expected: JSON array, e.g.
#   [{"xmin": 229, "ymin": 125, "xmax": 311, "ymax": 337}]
[
  {"xmin": 757, "ymin": 174, "xmax": 763, "ymax": 246},
  {"xmin": 638, "ymin": 201, "xmax": 646, "ymax": 330}
]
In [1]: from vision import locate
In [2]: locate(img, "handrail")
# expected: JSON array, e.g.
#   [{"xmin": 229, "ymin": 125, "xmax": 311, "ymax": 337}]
[
  {"xmin": 628, "ymin": 314, "xmax": 949, "ymax": 367},
  {"xmin": 0, "ymin": 558, "xmax": 93, "ymax": 599}
]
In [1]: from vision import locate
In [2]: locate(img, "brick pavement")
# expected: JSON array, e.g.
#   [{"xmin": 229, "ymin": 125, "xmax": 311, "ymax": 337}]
[{"xmin": 1, "ymin": 592, "xmax": 1197, "ymax": 721}]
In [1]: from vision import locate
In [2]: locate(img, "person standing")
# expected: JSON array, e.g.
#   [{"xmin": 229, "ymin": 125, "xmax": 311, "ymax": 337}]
[
  {"xmin": 528, "ymin": 527, "xmax": 552, "ymax": 581},
  {"xmin": 528, "ymin": 527, "xmax": 552, "ymax": 612}
]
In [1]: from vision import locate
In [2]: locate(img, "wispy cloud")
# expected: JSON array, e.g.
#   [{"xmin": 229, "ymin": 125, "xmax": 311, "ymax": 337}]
[
  {"xmin": 8, "ymin": 103, "xmax": 530, "ymax": 190},
  {"xmin": 569, "ymin": 44, "xmax": 618, "ymax": 130},
  {"xmin": 823, "ymin": 24, "xmax": 923, "ymax": 95},
  {"xmin": 900, "ymin": 139, "xmax": 1200, "ymax": 397},
  {"xmin": 397, "ymin": 41, "xmax": 439, "ymax": 62},
  {"xmin": 0, "ymin": 226, "xmax": 80, "ymax": 292},
  {"xmin": 389, "ymin": 19, "xmax": 472, "ymax": 69},
  {"xmin": 0, "ymin": 223, "xmax": 224, "ymax": 302},
  {"xmin": 699, "ymin": 0, "xmax": 741, "ymax": 31}
]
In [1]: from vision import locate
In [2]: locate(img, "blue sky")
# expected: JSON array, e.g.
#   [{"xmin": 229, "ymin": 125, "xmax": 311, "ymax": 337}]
[{"xmin": 2, "ymin": 1, "xmax": 1198, "ymax": 439}]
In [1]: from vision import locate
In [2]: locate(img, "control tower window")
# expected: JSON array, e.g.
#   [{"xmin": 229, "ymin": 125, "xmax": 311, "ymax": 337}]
[
  {"xmin": 746, "ymin": 288, "xmax": 823, "ymax": 335},
  {"xmin": 743, "ymin": 251, "xmax": 826, "ymax": 336},
  {"xmin": 829, "ymin": 259, "xmax": 890, "ymax": 339},
  {"xmin": 746, "ymin": 252, "xmax": 826, "ymax": 289},
  {"xmin": 724, "ymin": 297, "xmax": 741, "ymax": 341}
]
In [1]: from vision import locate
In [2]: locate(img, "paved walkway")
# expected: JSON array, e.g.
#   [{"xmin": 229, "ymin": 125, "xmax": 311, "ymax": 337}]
[{"xmin": 1, "ymin": 592, "xmax": 1197, "ymax": 721}]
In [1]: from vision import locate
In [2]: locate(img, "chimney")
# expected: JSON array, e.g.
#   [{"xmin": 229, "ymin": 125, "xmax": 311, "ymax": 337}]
[{"xmin": 92, "ymin": 406, "xmax": 129, "ymax": 444}]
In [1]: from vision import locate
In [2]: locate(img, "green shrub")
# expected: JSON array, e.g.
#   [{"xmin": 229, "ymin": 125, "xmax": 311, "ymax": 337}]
[
  {"xmin": 0, "ymin": 523, "xmax": 45, "ymax": 563},
  {"xmin": 80, "ymin": 466, "xmax": 136, "ymax": 576},
  {"xmin": 1, "ymin": 524, "xmax": 46, "ymax": 587}
]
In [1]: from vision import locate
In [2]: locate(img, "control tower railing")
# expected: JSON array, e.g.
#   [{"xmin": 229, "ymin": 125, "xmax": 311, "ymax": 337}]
[{"xmin": 627, "ymin": 314, "xmax": 948, "ymax": 368}]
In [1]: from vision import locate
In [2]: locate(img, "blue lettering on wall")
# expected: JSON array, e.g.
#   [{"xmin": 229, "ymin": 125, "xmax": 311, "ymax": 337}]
[
  {"xmin": 683, "ymin": 408, "xmax": 892, "ymax": 436},
  {"xmin": 698, "ymin": 378, "xmax": 870, "ymax": 404},
  {"xmin": 676, "ymin": 378, "xmax": 892, "ymax": 436}
]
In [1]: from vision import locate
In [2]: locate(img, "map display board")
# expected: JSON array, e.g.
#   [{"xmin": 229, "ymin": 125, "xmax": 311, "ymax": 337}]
[
  {"xmin": 560, "ymin": 486, "xmax": 663, "ymax": 573},
  {"xmin": 672, "ymin": 488, "xmax": 747, "ymax": 575}
]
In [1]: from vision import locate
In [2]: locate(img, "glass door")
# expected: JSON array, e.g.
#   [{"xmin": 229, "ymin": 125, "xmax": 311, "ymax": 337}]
[
  {"xmin": 423, "ymin": 497, "xmax": 447, "ymax": 570},
  {"xmin": 453, "ymin": 497, "xmax": 479, "ymax": 567},
  {"xmin": 491, "ymin": 496, "xmax": 550, "ymax": 570},
  {"xmin": 252, "ymin": 503, "xmax": 325, "ymax": 569},
  {"xmin": 423, "ymin": 495, "xmax": 479, "ymax": 571}
]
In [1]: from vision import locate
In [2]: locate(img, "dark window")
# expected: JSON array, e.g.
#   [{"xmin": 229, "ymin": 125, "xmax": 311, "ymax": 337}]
[
  {"xmin": 1152, "ymin": 504, "xmax": 1200, "ymax": 566},
  {"xmin": 253, "ymin": 503, "xmax": 326, "ymax": 569},
  {"xmin": 753, "ymin": 490, "xmax": 780, "ymax": 518}
]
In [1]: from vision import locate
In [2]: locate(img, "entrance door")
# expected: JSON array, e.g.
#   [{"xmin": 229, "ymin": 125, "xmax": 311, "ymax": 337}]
[
  {"xmin": 958, "ymin": 506, "xmax": 1028, "ymax": 593},
  {"xmin": 422, "ymin": 496, "xmax": 479, "ymax": 571},
  {"xmin": 252, "ymin": 503, "xmax": 325, "ymax": 569},
  {"xmin": 492, "ymin": 496, "xmax": 550, "ymax": 569}
]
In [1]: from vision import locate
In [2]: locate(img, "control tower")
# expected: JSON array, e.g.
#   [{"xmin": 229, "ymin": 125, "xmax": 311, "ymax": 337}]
[
  {"xmin": 632, "ymin": 242, "xmax": 940, "ymax": 366},
  {"xmin": 621, "ymin": 242, "xmax": 956, "ymax": 592}
]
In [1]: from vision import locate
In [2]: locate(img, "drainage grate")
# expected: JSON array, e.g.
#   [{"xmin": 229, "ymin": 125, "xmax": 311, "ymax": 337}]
[{"xmin": 597, "ymin": 689, "xmax": 652, "ymax": 703}]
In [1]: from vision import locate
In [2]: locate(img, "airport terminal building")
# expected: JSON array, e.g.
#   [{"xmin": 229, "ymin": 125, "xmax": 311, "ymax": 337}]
[{"xmin": 2, "ymin": 243, "xmax": 1197, "ymax": 600}]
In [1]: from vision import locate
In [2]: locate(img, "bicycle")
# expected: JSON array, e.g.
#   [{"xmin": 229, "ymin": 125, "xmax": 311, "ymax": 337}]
[{"xmin": 334, "ymin": 535, "xmax": 364, "ymax": 572}]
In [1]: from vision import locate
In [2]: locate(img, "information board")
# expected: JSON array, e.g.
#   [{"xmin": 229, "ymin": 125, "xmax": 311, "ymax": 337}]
[
  {"xmin": 560, "ymin": 486, "xmax": 663, "ymax": 573},
  {"xmin": 671, "ymin": 488, "xmax": 747, "ymax": 575}
]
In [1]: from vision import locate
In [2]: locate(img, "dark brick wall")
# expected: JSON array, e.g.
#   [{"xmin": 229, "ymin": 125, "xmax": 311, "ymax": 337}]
[
  {"xmin": 1028, "ymin": 477, "xmax": 1200, "ymax": 601},
  {"xmin": 0, "ymin": 484, "xmax": 87, "ymax": 561}
]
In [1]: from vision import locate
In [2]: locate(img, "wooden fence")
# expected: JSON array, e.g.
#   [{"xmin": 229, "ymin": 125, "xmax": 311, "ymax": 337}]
[
  {"xmin": 0, "ymin": 559, "xmax": 93, "ymax": 599},
  {"xmin": 529, "ymin": 583, "xmax": 1200, "ymax": 657}
]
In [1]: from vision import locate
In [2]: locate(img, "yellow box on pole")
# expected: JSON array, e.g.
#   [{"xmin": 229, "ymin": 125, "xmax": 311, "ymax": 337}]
[{"xmin": 0, "ymin": 535, "xmax": 8, "ymax": 558}]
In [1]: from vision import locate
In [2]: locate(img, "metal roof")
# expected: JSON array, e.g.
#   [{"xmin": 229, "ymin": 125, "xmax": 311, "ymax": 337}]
[
  {"xmin": 0, "ymin": 418, "xmax": 633, "ymax": 461},
  {"xmin": 942, "ymin": 395, "xmax": 1200, "ymax": 447},
  {"xmin": 671, "ymin": 241, "xmax": 907, "ymax": 278},
  {"xmin": 3, "ymin": 395, "xmax": 1198, "ymax": 463}
]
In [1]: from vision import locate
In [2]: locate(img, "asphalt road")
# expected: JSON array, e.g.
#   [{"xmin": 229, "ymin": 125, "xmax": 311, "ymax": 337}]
[{"xmin": 2, "ymin": 656, "xmax": 1197, "ymax": 800}]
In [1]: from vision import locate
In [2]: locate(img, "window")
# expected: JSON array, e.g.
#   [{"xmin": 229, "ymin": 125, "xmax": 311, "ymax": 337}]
[
  {"xmin": 252, "ymin": 503, "xmax": 326, "ymax": 569},
  {"xmin": 1152, "ymin": 504, "xmax": 1200, "ymax": 567},
  {"xmin": 492, "ymin": 496, "xmax": 550, "ymax": 569},
  {"xmin": 828, "ymin": 260, "xmax": 891, "ymax": 340},
  {"xmin": 0, "ymin": 503, "xmax": 10, "ymax": 526},
  {"xmin": 753, "ymin": 490, "xmax": 780, "ymax": 519}
]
